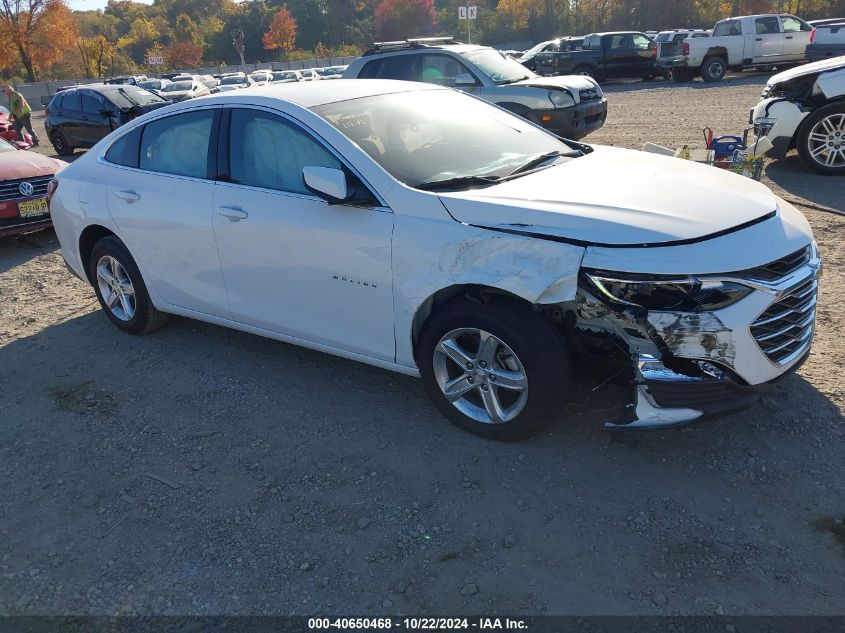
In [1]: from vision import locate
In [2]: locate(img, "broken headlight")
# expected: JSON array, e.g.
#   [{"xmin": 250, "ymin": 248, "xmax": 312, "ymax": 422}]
[{"xmin": 585, "ymin": 273, "xmax": 752, "ymax": 312}]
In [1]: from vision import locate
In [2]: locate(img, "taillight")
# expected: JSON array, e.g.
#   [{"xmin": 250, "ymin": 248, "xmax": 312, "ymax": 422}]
[
  {"xmin": 47, "ymin": 179, "xmax": 58, "ymax": 206},
  {"xmin": 682, "ymin": 42, "xmax": 690, "ymax": 56},
  {"xmin": 810, "ymin": 28, "xmax": 816, "ymax": 44}
]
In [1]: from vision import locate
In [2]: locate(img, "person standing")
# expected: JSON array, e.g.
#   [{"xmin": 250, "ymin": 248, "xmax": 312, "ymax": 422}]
[{"xmin": 2, "ymin": 85, "xmax": 40, "ymax": 146}]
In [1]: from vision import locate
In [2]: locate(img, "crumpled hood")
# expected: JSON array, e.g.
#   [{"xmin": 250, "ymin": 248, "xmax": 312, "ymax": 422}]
[
  {"xmin": 768, "ymin": 55, "xmax": 845, "ymax": 84},
  {"xmin": 437, "ymin": 146, "xmax": 778, "ymax": 246},
  {"xmin": 0, "ymin": 151, "xmax": 67, "ymax": 179},
  {"xmin": 508, "ymin": 75, "xmax": 599, "ymax": 94}
]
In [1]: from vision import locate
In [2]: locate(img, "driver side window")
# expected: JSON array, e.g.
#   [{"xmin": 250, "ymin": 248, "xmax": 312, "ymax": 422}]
[
  {"xmin": 420, "ymin": 54, "xmax": 476, "ymax": 86},
  {"xmin": 229, "ymin": 109, "xmax": 342, "ymax": 195}
]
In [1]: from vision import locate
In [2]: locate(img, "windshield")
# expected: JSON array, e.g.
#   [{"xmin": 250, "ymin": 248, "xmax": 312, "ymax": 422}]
[
  {"xmin": 163, "ymin": 81, "xmax": 192, "ymax": 91},
  {"xmin": 250, "ymin": 73, "xmax": 270, "ymax": 80},
  {"xmin": 462, "ymin": 49, "xmax": 534, "ymax": 84},
  {"xmin": 655, "ymin": 32, "xmax": 674, "ymax": 42},
  {"xmin": 221, "ymin": 76, "xmax": 246, "ymax": 85},
  {"xmin": 312, "ymin": 89, "xmax": 576, "ymax": 189},
  {"xmin": 274, "ymin": 72, "xmax": 295, "ymax": 80},
  {"xmin": 139, "ymin": 80, "xmax": 161, "ymax": 89},
  {"xmin": 522, "ymin": 41, "xmax": 552, "ymax": 57},
  {"xmin": 109, "ymin": 87, "xmax": 166, "ymax": 109}
]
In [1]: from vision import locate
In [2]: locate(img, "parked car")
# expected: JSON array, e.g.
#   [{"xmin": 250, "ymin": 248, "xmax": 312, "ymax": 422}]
[
  {"xmin": 654, "ymin": 29, "xmax": 711, "ymax": 78},
  {"xmin": 49, "ymin": 80, "xmax": 820, "ymax": 439},
  {"xmin": 669, "ymin": 14, "xmax": 813, "ymax": 82},
  {"xmin": 806, "ymin": 22, "xmax": 845, "ymax": 61},
  {"xmin": 214, "ymin": 74, "xmax": 255, "ymax": 92},
  {"xmin": 45, "ymin": 84, "xmax": 170, "ymax": 156},
  {"xmin": 160, "ymin": 79, "xmax": 211, "ymax": 102},
  {"xmin": 299, "ymin": 69, "xmax": 321, "ymax": 81},
  {"xmin": 808, "ymin": 18, "xmax": 845, "ymax": 27},
  {"xmin": 138, "ymin": 78, "xmax": 171, "ymax": 97},
  {"xmin": 517, "ymin": 39, "xmax": 564, "ymax": 71},
  {"xmin": 104, "ymin": 75, "xmax": 147, "ymax": 86},
  {"xmin": 199, "ymin": 75, "xmax": 219, "ymax": 90},
  {"xmin": 534, "ymin": 31, "xmax": 658, "ymax": 81},
  {"xmin": 343, "ymin": 37, "xmax": 607, "ymax": 140},
  {"xmin": 751, "ymin": 56, "xmax": 845, "ymax": 175},
  {"xmin": 0, "ymin": 137, "xmax": 66, "ymax": 237},
  {"xmin": 249, "ymin": 71, "xmax": 273, "ymax": 85},
  {"xmin": 271, "ymin": 70, "xmax": 304, "ymax": 83},
  {"xmin": 315, "ymin": 65, "xmax": 347, "ymax": 79}
]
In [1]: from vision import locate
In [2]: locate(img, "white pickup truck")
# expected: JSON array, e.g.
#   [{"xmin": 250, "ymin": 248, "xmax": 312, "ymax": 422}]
[{"xmin": 667, "ymin": 14, "xmax": 813, "ymax": 82}]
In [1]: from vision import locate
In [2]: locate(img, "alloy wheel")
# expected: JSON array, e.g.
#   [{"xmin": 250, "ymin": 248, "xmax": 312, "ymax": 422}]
[
  {"xmin": 432, "ymin": 328, "xmax": 529, "ymax": 424},
  {"xmin": 96, "ymin": 255, "xmax": 136, "ymax": 322},
  {"xmin": 806, "ymin": 113, "xmax": 845, "ymax": 169}
]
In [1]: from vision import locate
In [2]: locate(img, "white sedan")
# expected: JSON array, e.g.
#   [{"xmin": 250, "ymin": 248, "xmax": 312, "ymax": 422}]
[{"xmin": 49, "ymin": 80, "xmax": 820, "ymax": 440}]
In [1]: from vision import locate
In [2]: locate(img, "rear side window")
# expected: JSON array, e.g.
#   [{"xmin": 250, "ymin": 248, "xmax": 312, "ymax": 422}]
[
  {"xmin": 139, "ymin": 110, "xmax": 216, "ymax": 179},
  {"xmin": 62, "ymin": 91, "xmax": 82, "ymax": 111},
  {"xmin": 105, "ymin": 127, "xmax": 141, "ymax": 168},
  {"xmin": 359, "ymin": 55, "xmax": 420, "ymax": 81}
]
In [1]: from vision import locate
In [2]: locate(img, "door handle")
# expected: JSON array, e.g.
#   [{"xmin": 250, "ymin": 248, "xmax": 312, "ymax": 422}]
[
  {"xmin": 785, "ymin": 35, "xmax": 793, "ymax": 39},
  {"xmin": 115, "ymin": 190, "xmax": 140, "ymax": 203},
  {"xmin": 756, "ymin": 37, "xmax": 763, "ymax": 41},
  {"xmin": 217, "ymin": 206, "xmax": 248, "ymax": 221}
]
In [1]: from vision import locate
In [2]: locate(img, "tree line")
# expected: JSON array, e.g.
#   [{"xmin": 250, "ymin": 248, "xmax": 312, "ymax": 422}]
[{"xmin": 1, "ymin": 0, "xmax": 841, "ymax": 82}]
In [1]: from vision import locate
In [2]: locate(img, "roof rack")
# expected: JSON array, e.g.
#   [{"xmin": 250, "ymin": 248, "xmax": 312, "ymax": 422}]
[{"xmin": 363, "ymin": 36, "xmax": 463, "ymax": 56}]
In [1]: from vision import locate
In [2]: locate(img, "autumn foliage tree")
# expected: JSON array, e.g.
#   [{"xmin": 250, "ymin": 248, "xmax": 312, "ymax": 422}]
[
  {"xmin": 0, "ymin": 0, "xmax": 78, "ymax": 81},
  {"xmin": 374, "ymin": 0, "xmax": 436, "ymax": 41},
  {"xmin": 262, "ymin": 7, "xmax": 297, "ymax": 57}
]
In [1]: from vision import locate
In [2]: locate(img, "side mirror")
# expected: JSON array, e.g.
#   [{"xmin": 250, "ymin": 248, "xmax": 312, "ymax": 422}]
[
  {"xmin": 303, "ymin": 166, "xmax": 350, "ymax": 204},
  {"xmin": 454, "ymin": 73, "xmax": 477, "ymax": 86}
]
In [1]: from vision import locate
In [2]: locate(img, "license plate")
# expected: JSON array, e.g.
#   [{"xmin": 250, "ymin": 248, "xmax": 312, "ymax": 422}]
[{"xmin": 18, "ymin": 198, "xmax": 48, "ymax": 218}]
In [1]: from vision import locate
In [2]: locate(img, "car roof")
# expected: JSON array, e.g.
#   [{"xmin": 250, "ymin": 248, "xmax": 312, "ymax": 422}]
[{"xmin": 167, "ymin": 80, "xmax": 444, "ymax": 109}]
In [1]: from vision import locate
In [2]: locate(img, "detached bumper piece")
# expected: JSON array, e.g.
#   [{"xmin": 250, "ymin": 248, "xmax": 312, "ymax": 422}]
[{"xmin": 604, "ymin": 354, "xmax": 770, "ymax": 430}]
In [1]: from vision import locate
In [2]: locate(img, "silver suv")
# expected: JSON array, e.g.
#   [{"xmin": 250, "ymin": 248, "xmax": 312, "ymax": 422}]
[{"xmin": 343, "ymin": 37, "xmax": 608, "ymax": 140}]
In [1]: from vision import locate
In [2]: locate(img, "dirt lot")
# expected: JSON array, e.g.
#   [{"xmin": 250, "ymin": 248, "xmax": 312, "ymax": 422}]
[{"xmin": 1, "ymin": 74, "xmax": 843, "ymax": 616}]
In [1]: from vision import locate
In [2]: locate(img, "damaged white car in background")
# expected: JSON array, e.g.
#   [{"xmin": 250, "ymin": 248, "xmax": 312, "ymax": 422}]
[
  {"xmin": 752, "ymin": 55, "xmax": 845, "ymax": 175},
  {"xmin": 49, "ymin": 80, "xmax": 821, "ymax": 441}
]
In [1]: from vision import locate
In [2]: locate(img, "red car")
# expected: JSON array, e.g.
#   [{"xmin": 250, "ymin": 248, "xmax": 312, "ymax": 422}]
[{"xmin": 0, "ymin": 138, "xmax": 67, "ymax": 237}]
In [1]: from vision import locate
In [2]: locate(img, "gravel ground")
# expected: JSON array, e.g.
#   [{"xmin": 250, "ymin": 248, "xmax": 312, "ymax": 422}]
[{"xmin": 1, "ymin": 74, "xmax": 843, "ymax": 616}]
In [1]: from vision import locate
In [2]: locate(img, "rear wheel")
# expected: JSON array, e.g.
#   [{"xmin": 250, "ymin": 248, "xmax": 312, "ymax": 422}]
[
  {"xmin": 89, "ymin": 235, "xmax": 168, "ymax": 335},
  {"xmin": 417, "ymin": 296, "xmax": 570, "ymax": 441},
  {"xmin": 50, "ymin": 130, "xmax": 73, "ymax": 157},
  {"xmin": 797, "ymin": 103, "xmax": 845, "ymax": 176},
  {"xmin": 700, "ymin": 56, "xmax": 726, "ymax": 83}
]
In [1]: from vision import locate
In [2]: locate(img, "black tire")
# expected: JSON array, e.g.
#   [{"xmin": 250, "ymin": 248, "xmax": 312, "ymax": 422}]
[
  {"xmin": 89, "ymin": 235, "xmax": 168, "ymax": 335},
  {"xmin": 417, "ymin": 296, "xmax": 570, "ymax": 441},
  {"xmin": 700, "ymin": 56, "xmax": 726, "ymax": 83},
  {"xmin": 573, "ymin": 65, "xmax": 599, "ymax": 81},
  {"xmin": 50, "ymin": 130, "xmax": 74, "ymax": 157},
  {"xmin": 797, "ymin": 102, "xmax": 845, "ymax": 176}
]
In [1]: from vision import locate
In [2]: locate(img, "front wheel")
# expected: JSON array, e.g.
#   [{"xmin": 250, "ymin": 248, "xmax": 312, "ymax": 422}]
[
  {"xmin": 797, "ymin": 103, "xmax": 845, "ymax": 176},
  {"xmin": 700, "ymin": 56, "xmax": 726, "ymax": 83},
  {"xmin": 418, "ymin": 297, "xmax": 570, "ymax": 441},
  {"xmin": 89, "ymin": 235, "xmax": 168, "ymax": 334}
]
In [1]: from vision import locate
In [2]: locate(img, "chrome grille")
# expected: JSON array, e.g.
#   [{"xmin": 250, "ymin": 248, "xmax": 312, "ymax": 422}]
[
  {"xmin": 0, "ymin": 176, "xmax": 52, "ymax": 202},
  {"xmin": 751, "ymin": 277, "xmax": 817, "ymax": 365},
  {"xmin": 579, "ymin": 88, "xmax": 601, "ymax": 102},
  {"xmin": 738, "ymin": 246, "xmax": 811, "ymax": 281}
]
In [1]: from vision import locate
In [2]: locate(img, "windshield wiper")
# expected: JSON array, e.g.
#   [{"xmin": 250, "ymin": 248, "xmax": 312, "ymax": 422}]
[
  {"xmin": 414, "ymin": 175, "xmax": 502, "ymax": 191},
  {"xmin": 505, "ymin": 150, "xmax": 581, "ymax": 178},
  {"xmin": 117, "ymin": 87, "xmax": 140, "ymax": 107}
]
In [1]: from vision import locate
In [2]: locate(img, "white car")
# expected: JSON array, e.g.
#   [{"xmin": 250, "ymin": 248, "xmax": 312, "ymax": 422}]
[
  {"xmin": 48, "ymin": 81, "xmax": 820, "ymax": 440},
  {"xmin": 249, "ymin": 71, "xmax": 273, "ymax": 86},
  {"xmin": 299, "ymin": 68, "xmax": 320, "ymax": 81},
  {"xmin": 752, "ymin": 56, "xmax": 845, "ymax": 175}
]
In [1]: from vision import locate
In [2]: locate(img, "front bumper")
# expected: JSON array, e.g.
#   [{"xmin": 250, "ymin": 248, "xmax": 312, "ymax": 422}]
[
  {"xmin": 750, "ymin": 98, "xmax": 813, "ymax": 158},
  {"xmin": 591, "ymin": 243, "xmax": 821, "ymax": 430},
  {"xmin": 532, "ymin": 97, "xmax": 608, "ymax": 140},
  {"xmin": 0, "ymin": 215, "xmax": 52, "ymax": 237}
]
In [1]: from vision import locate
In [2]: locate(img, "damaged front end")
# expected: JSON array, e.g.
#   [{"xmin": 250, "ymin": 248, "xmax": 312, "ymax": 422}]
[{"xmin": 565, "ymin": 249, "xmax": 820, "ymax": 429}]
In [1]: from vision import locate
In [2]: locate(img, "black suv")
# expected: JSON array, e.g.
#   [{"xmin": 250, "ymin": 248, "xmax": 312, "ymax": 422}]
[{"xmin": 44, "ymin": 84, "xmax": 170, "ymax": 156}]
